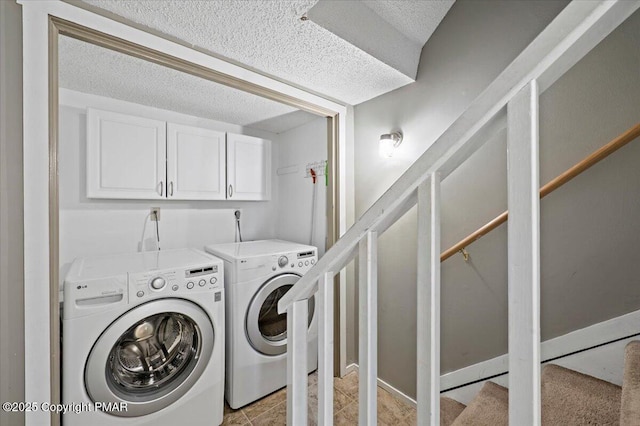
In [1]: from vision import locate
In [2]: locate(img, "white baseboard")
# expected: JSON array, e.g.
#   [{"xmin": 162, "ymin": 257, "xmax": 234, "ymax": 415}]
[
  {"xmin": 343, "ymin": 363, "xmax": 417, "ymax": 408},
  {"xmin": 441, "ymin": 308, "xmax": 640, "ymax": 391},
  {"xmin": 345, "ymin": 309, "xmax": 640, "ymax": 406},
  {"xmin": 345, "ymin": 363, "xmax": 358, "ymax": 375}
]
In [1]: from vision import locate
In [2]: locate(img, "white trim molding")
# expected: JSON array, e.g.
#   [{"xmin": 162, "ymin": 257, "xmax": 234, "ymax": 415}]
[
  {"xmin": 442, "ymin": 309, "xmax": 640, "ymax": 392},
  {"xmin": 19, "ymin": 2, "xmax": 351, "ymax": 424},
  {"xmin": 345, "ymin": 364, "xmax": 417, "ymax": 409},
  {"xmin": 21, "ymin": 5, "xmax": 52, "ymax": 425},
  {"xmin": 347, "ymin": 309, "xmax": 640, "ymax": 409}
]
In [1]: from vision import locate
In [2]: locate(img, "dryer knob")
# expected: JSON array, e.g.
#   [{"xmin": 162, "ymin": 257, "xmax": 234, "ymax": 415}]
[
  {"xmin": 150, "ymin": 277, "xmax": 166, "ymax": 290},
  {"xmin": 278, "ymin": 256, "xmax": 288, "ymax": 268}
]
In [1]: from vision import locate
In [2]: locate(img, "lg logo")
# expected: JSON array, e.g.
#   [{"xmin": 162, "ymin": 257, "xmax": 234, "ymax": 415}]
[{"xmin": 76, "ymin": 284, "xmax": 87, "ymax": 290}]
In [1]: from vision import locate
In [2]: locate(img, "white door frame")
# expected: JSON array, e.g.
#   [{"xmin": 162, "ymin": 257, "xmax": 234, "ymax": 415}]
[{"xmin": 19, "ymin": 1, "xmax": 350, "ymax": 424}]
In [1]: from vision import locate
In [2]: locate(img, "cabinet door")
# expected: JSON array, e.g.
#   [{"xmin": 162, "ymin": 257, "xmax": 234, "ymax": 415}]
[
  {"xmin": 166, "ymin": 123, "xmax": 226, "ymax": 200},
  {"xmin": 227, "ymin": 134, "xmax": 271, "ymax": 200},
  {"xmin": 86, "ymin": 108, "xmax": 166, "ymax": 199}
]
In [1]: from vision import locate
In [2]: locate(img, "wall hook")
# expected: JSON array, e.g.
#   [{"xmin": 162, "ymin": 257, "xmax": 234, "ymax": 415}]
[{"xmin": 459, "ymin": 248, "xmax": 470, "ymax": 262}]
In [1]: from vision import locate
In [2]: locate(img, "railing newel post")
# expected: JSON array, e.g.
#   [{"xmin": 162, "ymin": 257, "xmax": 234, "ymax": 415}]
[
  {"xmin": 286, "ymin": 298, "xmax": 309, "ymax": 425},
  {"xmin": 318, "ymin": 271, "xmax": 334, "ymax": 425},
  {"xmin": 507, "ymin": 79, "xmax": 541, "ymax": 425},
  {"xmin": 359, "ymin": 231, "xmax": 378, "ymax": 425},
  {"xmin": 417, "ymin": 173, "xmax": 441, "ymax": 426}
]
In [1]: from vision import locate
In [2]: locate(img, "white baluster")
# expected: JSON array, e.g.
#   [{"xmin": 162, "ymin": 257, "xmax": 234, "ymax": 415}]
[
  {"xmin": 318, "ymin": 271, "xmax": 334, "ymax": 425},
  {"xmin": 417, "ymin": 173, "xmax": 441, "ymax": 426},
  {"xmin": 359, "ymin": 231, "xmax": 378, "ymax": 425},
  {"xmin": 507, "ymin": 79, "xmax": 541, "ymax": 425},
  {"xmin": 287, "ymin": 299, "xmax": 309, "ymax": 425}
]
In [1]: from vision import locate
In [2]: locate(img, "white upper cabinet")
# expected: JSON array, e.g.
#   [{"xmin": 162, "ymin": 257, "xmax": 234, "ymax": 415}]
[
  {"xmin": 227, "ymin": 133, "xmax": 272, "ymax": 201},
  {"xmin": 166, "ymin": 123, "xmax": 226, "ymax": 200},
  {"xmin": 87, "ymin": 108, "xmax": 166, "ymax": 199},
  {"xmin": 86, "ymin": 108, "xmax": 271, "ymax": 201}
]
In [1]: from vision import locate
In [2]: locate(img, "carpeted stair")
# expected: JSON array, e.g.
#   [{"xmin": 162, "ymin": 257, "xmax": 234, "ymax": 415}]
[
  {"xmin": 440, "ymin": 340, "xmax": 640, "ymax": 425},
  {"xmin": 450, "ymin": 381, "xmax": 508, "ymax": 426},
  {"xmin": 622, "ymin": 341, "xmax": 640, "ymax": 426},
  {"xmin": 441, "ymin": 396, "xmax": 466, "ymax": 426},
  {"xmin": 541, "ymin": 364, "xmax": 621, "ymax": 425}
]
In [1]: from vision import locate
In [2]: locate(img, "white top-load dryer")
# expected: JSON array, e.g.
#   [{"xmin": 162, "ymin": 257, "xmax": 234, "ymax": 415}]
[
  {"xmin": 205, "ymin": 239, "xmax": 318, "ymax": 408},
  {"xmin": 62, "ymin": 248, "xmax": 225, "ymax": 426}
]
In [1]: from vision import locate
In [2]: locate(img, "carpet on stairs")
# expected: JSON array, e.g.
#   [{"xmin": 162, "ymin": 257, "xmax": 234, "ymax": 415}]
[
  {"xmin": 621, "ymin": 341, "xmax": 640, "ymax": 426},
  {"xmin": 440, "ymin": 396, "xmax": 466, "ymax": 426},
  {"xmin": 541, "ymin": 363, "xmax": 621, "ymax": 425},
  {"xmin": 450, "ymin": 381, "xmax": 508, "ymax": 426}
]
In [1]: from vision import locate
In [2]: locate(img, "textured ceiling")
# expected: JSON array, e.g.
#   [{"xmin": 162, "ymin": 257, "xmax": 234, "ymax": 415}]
[
  {"xmin": 58, "ymin": 36, "xmax": 319, "ymax": 134},
  {"xmin": 362, "ymin": 0, "xmax": 455, "ymax": 45},
  {"xmin": 63, "ymin": 0, "xmax": 454, "ymax": 131},
  {"xmin": 78, "ymin": 0, "xmax": 429, "ymax": 105}
]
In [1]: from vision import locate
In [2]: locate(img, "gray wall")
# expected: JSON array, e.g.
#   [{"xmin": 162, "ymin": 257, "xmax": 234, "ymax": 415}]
[
  {"xmin": 0, "ymin": 1, "xmax": 25, "ymax": 425},
  {"xmin": 351, "ymin": 0, "xmax": 640, "ymax": 398}
]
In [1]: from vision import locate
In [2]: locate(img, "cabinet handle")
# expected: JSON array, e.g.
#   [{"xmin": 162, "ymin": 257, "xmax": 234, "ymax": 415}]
[
  {"xmin": 229, "ymin": 185, "xmax": 233, "ymax": 197},
  {"xmin": 170, "ymin": 181, "xmax": 174, "ymax": 196},
  {"xmin": 159, "ymin": 181, "xmax": 164, "ymax": 196}
]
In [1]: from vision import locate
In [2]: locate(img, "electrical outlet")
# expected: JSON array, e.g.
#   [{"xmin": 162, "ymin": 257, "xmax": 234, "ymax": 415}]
[{"xmin": 150, "ymin": 207, "xmax": 161, "ymax": 221}]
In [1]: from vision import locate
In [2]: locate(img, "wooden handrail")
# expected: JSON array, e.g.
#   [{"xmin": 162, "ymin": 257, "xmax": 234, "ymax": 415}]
[{"xmin": 441, "ymin": 122, "xmax": 640, "ymax": 262}]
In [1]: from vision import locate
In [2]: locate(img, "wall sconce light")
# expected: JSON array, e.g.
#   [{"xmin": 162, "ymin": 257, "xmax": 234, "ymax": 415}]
[{"xmin": 379, "ymin": 132, "xmax": 403, "ymax": 158}]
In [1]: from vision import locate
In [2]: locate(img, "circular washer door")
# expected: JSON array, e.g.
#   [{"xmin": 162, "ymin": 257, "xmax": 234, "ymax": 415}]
[
  {"xmin": 85, "ymin": 299, "xmax": 214, "ymax": 417},
  {"xmin": 246, "ymin": 273, "xmax": 315, "ymax": 356}
]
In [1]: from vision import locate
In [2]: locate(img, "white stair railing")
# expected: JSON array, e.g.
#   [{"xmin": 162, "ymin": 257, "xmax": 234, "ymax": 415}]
[
  {"xmin": 507, "ymin": 80, "xmax": 542, "ymax": 424},
  {"xmin": 317, "ymin": 272, "xmax": 334, "ymax": 424},
  {"xmin": 358, "ymin": 231, "xmax": 378, "ymax": 424},
  {"xmin": 279, "ymin": 1, "xmax": 640, "ymax": 425},
  {"xmin": 416, "ymin": 173, "xmax": 441, "ymax": 425}
]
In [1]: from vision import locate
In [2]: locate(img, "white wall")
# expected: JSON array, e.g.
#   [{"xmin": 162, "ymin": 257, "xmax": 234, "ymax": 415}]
[
  {"xmin": 275, "ymin": 118, "xmax": 328, "ymax": 256},
  {"xmin": 58, "ymin": 90, "xmax": 280, "ymax": 283}
]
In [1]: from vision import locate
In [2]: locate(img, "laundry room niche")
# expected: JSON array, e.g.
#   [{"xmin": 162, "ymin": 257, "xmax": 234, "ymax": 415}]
[{"xmin": 57, "ymin": 34, "xmax": 329, "ymax": 282}]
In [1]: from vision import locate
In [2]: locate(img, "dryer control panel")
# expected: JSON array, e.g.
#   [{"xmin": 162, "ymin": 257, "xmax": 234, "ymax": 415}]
[
  {"xmin": 236, "ymin": 250, "xmax": 317, "ymax": 282},
  {"xmin": 129, "ymin": 262, "xmax": 223, "ymax": 301}
]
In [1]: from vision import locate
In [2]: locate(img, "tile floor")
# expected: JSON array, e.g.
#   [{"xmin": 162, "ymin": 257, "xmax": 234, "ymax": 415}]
[{"xmin": 222, "ymin": 371, "xmax": 417, "ymax": 425}]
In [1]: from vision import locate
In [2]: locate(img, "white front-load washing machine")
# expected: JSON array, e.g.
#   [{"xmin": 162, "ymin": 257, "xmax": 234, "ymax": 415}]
[
  {"xmin": 204, "ymin": 240, "xmax": 318, "ymax": 409},
  {"xmin": 62, "ymin": 248, "xmax": 225, "ymax": 425}
]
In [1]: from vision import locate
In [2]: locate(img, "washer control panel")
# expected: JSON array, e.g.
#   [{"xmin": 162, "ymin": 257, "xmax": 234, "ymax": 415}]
[
  {"xmin": 129, "ymin": 262, "xmax": 223, "ymax": 300},
  {"xmin": 150, "ymin": 277, "xmax": 166, "ymax": 290}
]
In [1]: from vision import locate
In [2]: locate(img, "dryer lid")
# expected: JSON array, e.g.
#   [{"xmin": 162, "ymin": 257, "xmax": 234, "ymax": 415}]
[{"xmin": 205, "ymin": 239, "xmax": 316, "ymax": 262}]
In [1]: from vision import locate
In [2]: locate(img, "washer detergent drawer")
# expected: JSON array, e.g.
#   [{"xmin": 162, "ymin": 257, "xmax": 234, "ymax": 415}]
[{"xmin": 63, "ymin": 275, "xmax": 128, "ymax": 319}]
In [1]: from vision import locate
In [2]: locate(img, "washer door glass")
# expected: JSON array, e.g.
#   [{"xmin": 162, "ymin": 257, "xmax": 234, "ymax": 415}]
[
  {"xmin": 107, "ymin": 312, "xmax": 198, "ymax": 395},
  {"xmin": 85, "ymin": 299, "xmax": 214, "ymax": 417},
  {"xmin": 246, "ymin": 273, "xmax": 314, "ymax": 356}
]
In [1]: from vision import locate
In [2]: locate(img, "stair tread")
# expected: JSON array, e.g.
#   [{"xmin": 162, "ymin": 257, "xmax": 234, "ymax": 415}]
[
  {"xmin": 450, "ymin": 381, "xmax": 508, "ymax": 426},
  {"xmin": 448, "ymin": 365, "xmax": 623, "ymax": 426},
  {"xmin": 541, "ymin": 364, "xmax": 621, "ymax": 426},
  {"xmin": 441, "ymin": 396, "xmax": 466, "ymax": 426},
  {"xmin": 621, "ymin": 341, "xmax": 640, "ymax": 426}
]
